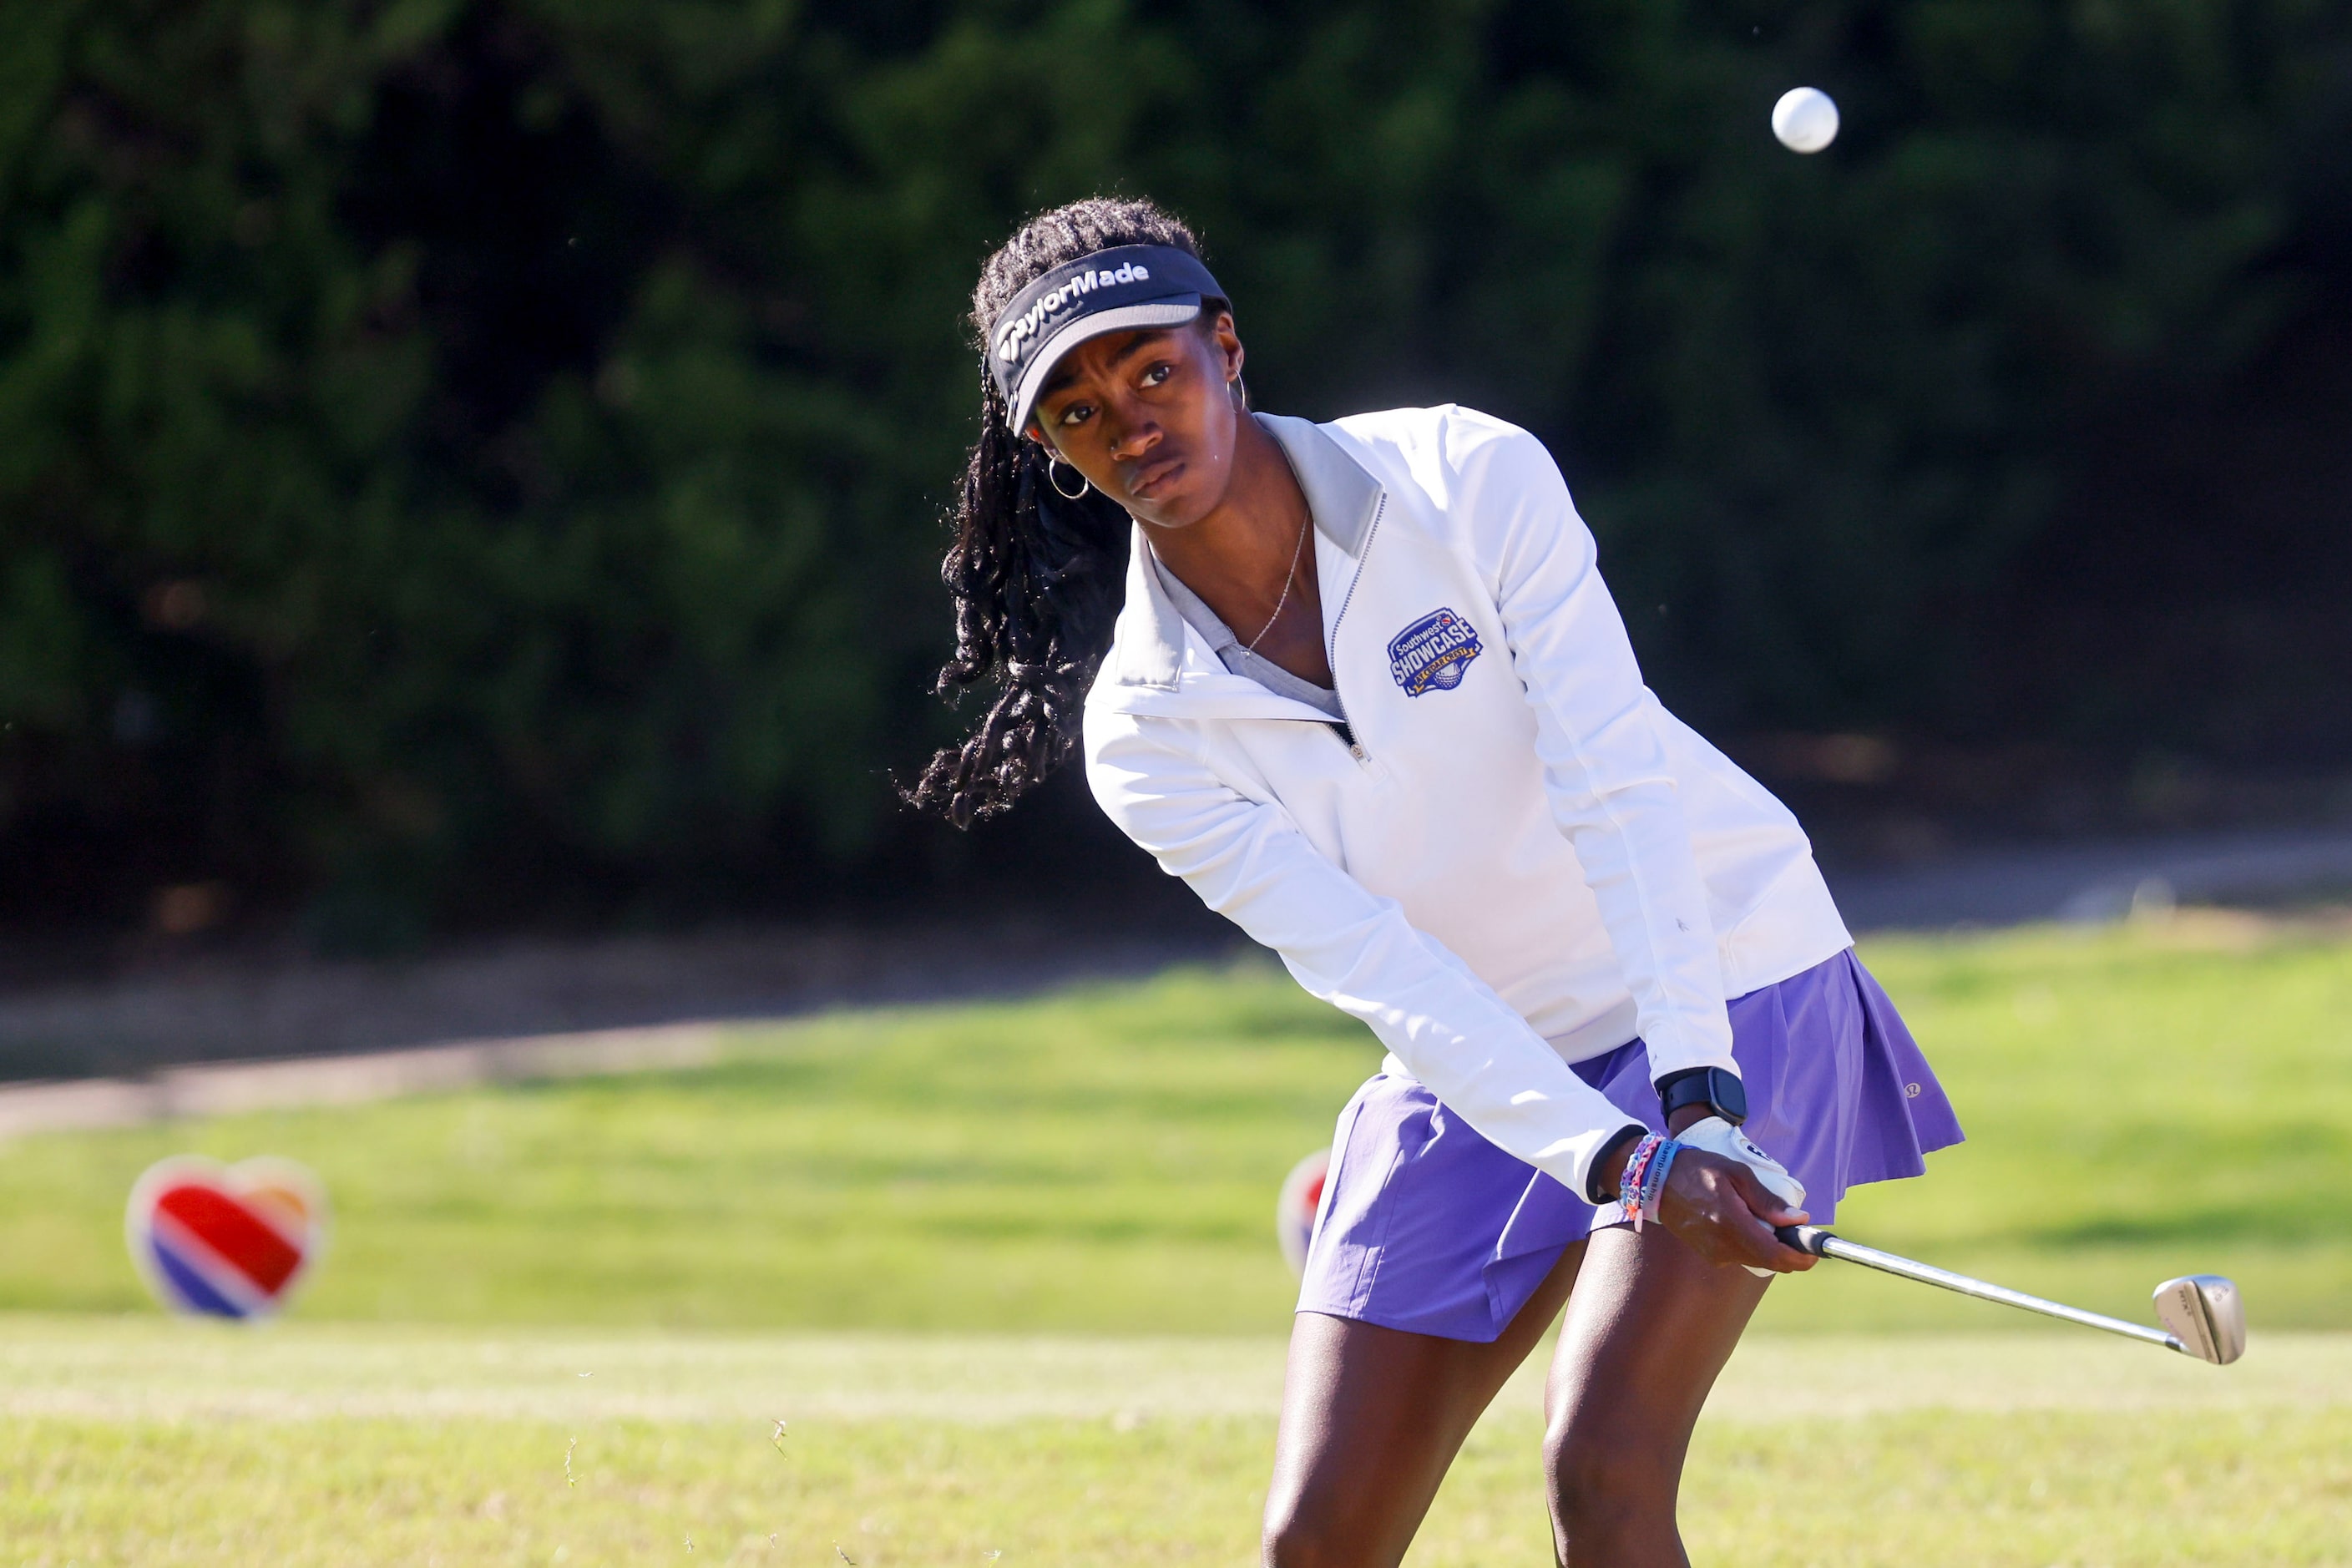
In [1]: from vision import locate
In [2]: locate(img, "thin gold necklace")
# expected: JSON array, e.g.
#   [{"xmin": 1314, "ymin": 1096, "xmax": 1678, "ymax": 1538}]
[{"xmin": 1244, "ymin": 512, "xmax": 1312, "ymax": 655}]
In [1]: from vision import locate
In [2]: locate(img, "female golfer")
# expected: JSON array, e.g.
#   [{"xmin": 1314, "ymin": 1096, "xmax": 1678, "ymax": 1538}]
[{"xmin": 912, "ymin": 198, "xmax": 1961, "ymax": 1567}]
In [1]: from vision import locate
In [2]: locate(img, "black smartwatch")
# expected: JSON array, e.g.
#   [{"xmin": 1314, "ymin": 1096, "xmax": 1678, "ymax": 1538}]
[{"xmin": 1657, "ymin": 1065, "xmax": 1747, "ymax": 1127}]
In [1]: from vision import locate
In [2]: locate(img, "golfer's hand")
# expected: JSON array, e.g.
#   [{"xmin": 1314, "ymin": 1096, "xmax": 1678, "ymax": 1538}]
[{"xmin": 1657, "ymin": 1148, "xmax": 1816, "ymax": 1272}]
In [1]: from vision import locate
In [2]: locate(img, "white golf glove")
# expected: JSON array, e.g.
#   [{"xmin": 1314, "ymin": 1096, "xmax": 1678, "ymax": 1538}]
[{"xmin": 1675, "ymin": 1116, "xmax": 1805, "ymax": 1277}]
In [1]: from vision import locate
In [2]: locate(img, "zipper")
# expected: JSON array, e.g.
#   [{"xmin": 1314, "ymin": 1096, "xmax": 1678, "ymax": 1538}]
[{"xmin": 1323, "ymin": 491, "xmax": 1386, "ymax": 766}]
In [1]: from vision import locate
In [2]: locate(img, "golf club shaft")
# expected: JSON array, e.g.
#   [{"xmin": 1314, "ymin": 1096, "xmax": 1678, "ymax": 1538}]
[{"xmin": 1776, "ymin": 1226, "xmax": 2182, "ymax": 1353}]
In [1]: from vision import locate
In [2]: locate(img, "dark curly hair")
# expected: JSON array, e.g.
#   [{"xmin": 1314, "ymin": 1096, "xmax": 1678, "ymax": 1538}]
[{"xmin": 907, "ymin": 198, "xmax": 1216, "ymax": 827}]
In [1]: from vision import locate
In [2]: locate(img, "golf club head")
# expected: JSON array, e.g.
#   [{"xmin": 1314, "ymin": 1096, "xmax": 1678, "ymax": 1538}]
[{"xmin": 2153, "ymin": 1274, "xmax": 2244, "ymax": 1364}]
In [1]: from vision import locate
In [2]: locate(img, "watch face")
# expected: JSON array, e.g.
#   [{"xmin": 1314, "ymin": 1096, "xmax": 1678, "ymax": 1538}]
[
  {"xmin": 1664, "ymin": 1069, "xmax": 1748, "ymax": 1125},
  {"xmin": 1713, "ymin": 1069, "xmax": 1748, "ymax": 1123}
]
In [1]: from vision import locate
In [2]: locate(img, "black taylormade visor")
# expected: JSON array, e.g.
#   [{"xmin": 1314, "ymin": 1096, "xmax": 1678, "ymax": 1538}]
[{"xmin": 987, "ymin": 244, "xmax": 1227, "ymax": 434}]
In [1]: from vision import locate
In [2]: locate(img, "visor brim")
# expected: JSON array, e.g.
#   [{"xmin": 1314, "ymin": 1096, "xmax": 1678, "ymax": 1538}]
[{"xmin": 1009, "ymin": 296, "xmax": 1206, "ymax": 434}]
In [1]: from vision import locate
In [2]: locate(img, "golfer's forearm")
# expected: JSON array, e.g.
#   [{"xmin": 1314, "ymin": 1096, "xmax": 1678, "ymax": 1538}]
[
  {"xmin": 1585, "ymin": 1105, "xmax": 1721, "ymax": 1202},
  {"xmin": 1587, "ymin": 1125, "xmax": 1643, "ymax": 1202}
]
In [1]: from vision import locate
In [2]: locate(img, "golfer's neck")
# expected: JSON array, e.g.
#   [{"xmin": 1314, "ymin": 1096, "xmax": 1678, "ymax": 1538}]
[{"xmin": 1142, "ymin": 416, "xmax": 1313, "ymax": 607}]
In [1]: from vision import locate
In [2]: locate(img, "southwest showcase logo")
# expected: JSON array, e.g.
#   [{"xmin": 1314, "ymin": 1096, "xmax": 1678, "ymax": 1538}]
[
  {"xmin": 994, "ymin": 261, "xmax": 1155, "ymax": 362},
  {"xmin": 1387, "ymin": 608, "xmax": 1483, "ymax": 696}
]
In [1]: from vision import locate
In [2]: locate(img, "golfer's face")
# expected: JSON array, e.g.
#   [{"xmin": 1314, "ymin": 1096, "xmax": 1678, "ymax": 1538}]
[{"xmin": 1028, "ymin": 316, "xmax": 1245, "ymax": 530}]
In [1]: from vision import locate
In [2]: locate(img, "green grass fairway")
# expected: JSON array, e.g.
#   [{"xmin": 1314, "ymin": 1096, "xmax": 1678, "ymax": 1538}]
[
  {"xmin": 4, "ymin": 1319, "xmax": 2348, "ymax": 1565},
  {"xmin": 3, "ymin": 918, "xmax": 2349, "ymax": 1562},
  {"xmin": 0, "ymin": 915, "xmax": 2347, "ymax": 1333}
]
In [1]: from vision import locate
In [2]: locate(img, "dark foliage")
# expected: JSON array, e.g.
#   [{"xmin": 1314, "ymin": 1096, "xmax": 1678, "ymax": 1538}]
[{"xmin": 2, "ymin": 0, "xmax": 2347, "ymax": 937}]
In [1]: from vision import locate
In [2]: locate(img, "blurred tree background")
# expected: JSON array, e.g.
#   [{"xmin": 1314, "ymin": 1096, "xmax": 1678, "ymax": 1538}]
[{"xmin": 2, "ymin": 0, "xmax": 2347, "ymax": 942}]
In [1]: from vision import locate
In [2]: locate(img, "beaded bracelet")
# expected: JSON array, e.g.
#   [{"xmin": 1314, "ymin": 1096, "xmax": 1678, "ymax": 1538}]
[
  {"xmin": 1616, "ymin": 1132, "xmax": 1663, "ymax": 1227},
  {"xmin": 1616, "ymin": 1131, "xmax": 1685, "ymax": 1231},
  {"xmin": 1638, "ymin": 1139, "xmax": 1682, "ymax": 1229}
]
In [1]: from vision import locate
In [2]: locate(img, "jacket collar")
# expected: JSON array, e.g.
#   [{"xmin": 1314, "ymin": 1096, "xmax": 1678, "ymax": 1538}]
[
  {"xmin": 1258, "ymin": 412, "xmax": 1382, "ymax": 557},
  {"xmin": 1099, "ymin": 413, "xmax": 1383, "ymax": 702}
]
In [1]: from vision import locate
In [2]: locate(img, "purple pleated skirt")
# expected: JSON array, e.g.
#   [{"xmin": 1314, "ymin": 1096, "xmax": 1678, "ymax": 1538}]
[{"xmin": 1296, "ymin": 948, "xmax": 1964, "ymax": 1343}]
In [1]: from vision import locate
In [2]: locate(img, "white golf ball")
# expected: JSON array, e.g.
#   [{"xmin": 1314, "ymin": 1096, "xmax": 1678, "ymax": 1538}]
[{"xmin": 1772, "ymin": 87, "xmax": 1839, "ymax": 154}]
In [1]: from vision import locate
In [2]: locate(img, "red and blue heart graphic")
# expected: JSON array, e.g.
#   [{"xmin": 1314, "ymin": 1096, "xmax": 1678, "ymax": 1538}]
[
  {"xmin": 1276, "ymin": 1147, "xmax": 1330, "ymax": 1278},
  {"xmin": 126, "ymin": 1156, "xmax": 329, "ymax": 1319}
]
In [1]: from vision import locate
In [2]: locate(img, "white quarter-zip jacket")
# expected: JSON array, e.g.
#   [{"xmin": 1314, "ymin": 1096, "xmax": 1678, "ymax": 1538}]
[{"xmin": 1082, "ymin": 406, "xmax": 1853, "ymax": 1198}]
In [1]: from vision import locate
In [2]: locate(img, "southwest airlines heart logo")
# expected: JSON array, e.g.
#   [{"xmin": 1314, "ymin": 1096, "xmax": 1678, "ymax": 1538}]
[
  {"xmin": 126, "ymin": 1156, "xmax": 329, "ymax": 1319},
  {"xmin": 1276, "ymin": 1147, "xmax": 1331, "ymax": 1277}
]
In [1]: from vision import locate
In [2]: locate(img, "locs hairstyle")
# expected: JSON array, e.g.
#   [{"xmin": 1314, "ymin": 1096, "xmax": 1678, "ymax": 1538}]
[{"xmin": 907, "ymin": 198, "xmax": 1217, "ymax": 827}]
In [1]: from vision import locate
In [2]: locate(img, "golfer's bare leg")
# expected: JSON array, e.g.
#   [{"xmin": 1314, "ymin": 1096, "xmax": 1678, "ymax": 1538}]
[
  {"xmin": 1544, "ymin": 1222, "xmax": 1771, "ymax": 1567},
  {"xmin": 1262, "ymin": 1240, "xmax": 1586, "ymax": 1568}
]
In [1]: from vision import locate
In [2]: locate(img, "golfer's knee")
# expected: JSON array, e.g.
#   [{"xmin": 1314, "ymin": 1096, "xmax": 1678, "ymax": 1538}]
[
  {"xmin": 1545, "ymin": 1418, "xmax": 1677, "ymax": 1533},
  {"xmin": 1260, "ymin": 1504, "xmax": 1354, "ymax": 1568},
  {"xmin": 1260, "ymin": 1497, "xmax": 1361, "ymax": 1568}
]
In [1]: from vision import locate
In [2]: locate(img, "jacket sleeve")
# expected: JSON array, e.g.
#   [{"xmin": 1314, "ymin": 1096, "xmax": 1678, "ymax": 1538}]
[
  {"xmin": 1085, "ymin": 710, "xmax": 1646, "ymax": 1198},
  {"xmin": 1452, "ymin": 417, "xmax": 1740, "ymax": 1085}
]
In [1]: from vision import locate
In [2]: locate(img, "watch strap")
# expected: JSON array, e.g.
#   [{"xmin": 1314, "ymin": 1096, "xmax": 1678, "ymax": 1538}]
[{"xmin": 1657, "ymin": 1065, "xmax": 1748, "ymax": 1126}]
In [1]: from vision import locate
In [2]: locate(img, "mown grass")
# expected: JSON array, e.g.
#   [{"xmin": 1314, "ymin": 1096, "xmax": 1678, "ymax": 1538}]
[
  {"xmin": 11, "ymin": 1407, "xmax": 2347, "ymax": 1566},
  {"xmin": 0, "ymin": 914, "xmax": 2346, "ymax": 1333},
  {"xmin": 0, "ymin": 964, "xmax": 1373, "ymax": 1331},
  {"xmin": 3, "ymin": 917, "xmax": 2349, "ymax": 1563},
  {"xmin": 4, "ymin": 1322, "xmax": 2348, "ymax": 1565}
]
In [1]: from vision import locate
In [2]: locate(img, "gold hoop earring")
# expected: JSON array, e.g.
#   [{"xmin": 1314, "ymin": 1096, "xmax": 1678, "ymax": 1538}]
[{"xmin": 1047, "ymin": 455, "xmax": 1090, "ymax": 501}]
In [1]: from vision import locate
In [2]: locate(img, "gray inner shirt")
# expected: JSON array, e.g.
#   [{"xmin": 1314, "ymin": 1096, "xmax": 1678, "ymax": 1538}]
[{"xmin": 1147, "ymin": 553, "xmax": 1347, "ymax": 722}]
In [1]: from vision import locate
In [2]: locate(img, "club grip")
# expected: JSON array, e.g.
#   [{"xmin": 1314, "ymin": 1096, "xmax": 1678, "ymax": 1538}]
[{"xmin": 1774, "ymin": 1224, "xmax": 1834, "ymax": 1256}]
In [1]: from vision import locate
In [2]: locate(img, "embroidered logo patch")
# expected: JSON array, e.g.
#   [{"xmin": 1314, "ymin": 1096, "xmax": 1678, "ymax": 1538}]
[{"xmin": 1387, "ymin": 609, "xmax": 1483, "ymax": 696}]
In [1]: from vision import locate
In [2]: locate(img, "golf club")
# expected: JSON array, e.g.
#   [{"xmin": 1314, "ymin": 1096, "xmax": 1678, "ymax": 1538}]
[{"xmin": 1775, "ymin": 1225, "xmax": 2245, "ymax": 1364}]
